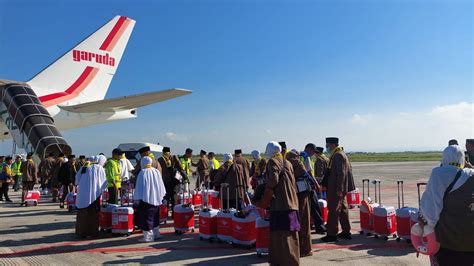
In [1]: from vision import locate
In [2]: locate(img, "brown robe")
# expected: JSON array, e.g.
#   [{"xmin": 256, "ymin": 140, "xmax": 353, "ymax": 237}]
[
  {"xmin": 326, "ymin": 150, "xmax": 351, "ymax": 236},
  {"xmin": 21, "ymin": 160, "xmax": 37, "ymax": 183},
  {"xmin": 234, "ymin": 155, "xmax": 250, "ymax": 190},
  {"xmin": 265, "ymin": 156, "xmax": 300, "ymax": 265},
  {"xmin": 250, "ymin": 158, "xmax": 267, "ymax": 177},
  {"xmin": 314, "ymin": 154, "xmax": 329, "ymax": 182},
  {"xmin": 286, "ymin": 152, "xmax": 312, "ymax": 256},
  {"xmin": 39, "ymin": 157, "xmax": 55, "ymax": 182},
  {"xmin": 193, "ymin": 156, "xmax": 210, "ymax": 188},
  {"xmin": 213, "ymin": 162, "xmax": 245, "ymax": 203}
]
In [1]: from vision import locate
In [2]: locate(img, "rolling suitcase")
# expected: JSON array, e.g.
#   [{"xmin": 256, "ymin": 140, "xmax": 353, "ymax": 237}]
[
  {"xmin": 199, "ymin": 186, "xmax": 218, "ymax": 241},
  {"xmin": 231, "ymin": 191, "xmax": 257, "ymax": 249},
  {"xmin": 112, "ymin": 206, "xmax": 134, "ymax": 235},
  {"xmin": 173, "ymin": 183, "xmax": 195, "ymax": 235},
  {"xmin": 192, "ymin": 190, "xmax": 203, "ymax": 206},
  {"xmin": 66, "ymin": 192, "xmax": 77, "ymax": 213},
  {"xmin": 25, "ymin": 190, "xmax": 41, "ymax": 206},
  {"xmin": 373, "ymin": 180, "xmax": 397, "ymax": 240},
  {"xmin": 100, "ymin": 203, "xmax": 119, "ymax": 231},
  {"xmin": 359, "ymin": 179, "xmax": 379, "ymax": 235},
  {"xmin": 208, "ymin": 190, "xmax": 221, "ymax": 209},
  {"xmin": 255, "ymin": 212, "xmax": 269, "ymax": 257},
  {"xmin": 217, "ymin": 183, "xmax": 236, "ymax": 243},
  {"xmin": 346, "ymin": 188, "xmax": 361, "ymax": 209},
  {"xmin": 395, "ymin": 180, "xmax": 418, "ymax": 243}
]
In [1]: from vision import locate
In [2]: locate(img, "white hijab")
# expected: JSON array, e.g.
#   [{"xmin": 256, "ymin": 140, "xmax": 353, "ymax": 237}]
[
  {"xmin": 251, "ymin": 150, "xmax": 260, "ymax": 161},
  {"xmin": 75, "ymin": 155, "xmax": 107, "ymax": 209},
  {"xmin": 420, "ymin": 145, "xmax": 474, "ymax": 226},
  {"xmin": 265, "ymin": 141, "xmax": 282, "ymax": 156},
  {"xmin": 223, "ymin": 153, "xmax": 233, "ymax": 162},
  {"xmin": 120, "ymin": 155, "xmax": 135, "ymax": 180},
  {"xmin": 133, "ymin": 156, "xmax": 166, "ymax": 206}
]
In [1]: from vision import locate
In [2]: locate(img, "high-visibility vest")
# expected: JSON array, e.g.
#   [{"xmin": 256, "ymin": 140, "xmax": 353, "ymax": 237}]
[
  {"xmin": 105, "ymin": 159, "xmax": 121, "ymax": 188},
  {"xmin": 179, "ymin": 156, "xmax": 191, "ymax": 176},
  {"xmin": 211, "ymin": 158, "xmax": 220, "ymax": 170},
  {"xmin": 12, "ymin": 161, "xmax": 22, "ymax": 176}
]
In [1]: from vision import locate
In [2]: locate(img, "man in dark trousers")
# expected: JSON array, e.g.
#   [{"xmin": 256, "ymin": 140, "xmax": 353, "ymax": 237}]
[
  {"xmin": 192, "ymin": 150, "xmax": 209, "ymax": 190},
  {"xmin": 321, "ymin": 137, "xmax": 355, "ymax": 242}
]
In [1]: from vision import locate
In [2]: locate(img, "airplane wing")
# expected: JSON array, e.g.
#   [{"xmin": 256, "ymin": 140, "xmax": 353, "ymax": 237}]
[{"xmin": 58, "ymin": 88, "xmax": 191, "ymax": 113}]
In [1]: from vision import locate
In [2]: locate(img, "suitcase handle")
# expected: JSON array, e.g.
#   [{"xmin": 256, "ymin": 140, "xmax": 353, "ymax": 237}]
[
  {"xmin": 397, "ymin": 180, "xmax": 404, "ymax": 209},
  {"xmin": 220, "ymin": 183, "xmax": 230, "ymax": 212},
  {"xmin": 416, "ymin": 182, "xmax": 427, "ymax": 208},
  {"xmin": 362, "ymin": 179, "xmax": 370, "ymax": 200},
  {"xmin": 373, "ymin": 179, "xmax": 381, "ymax": 205}
]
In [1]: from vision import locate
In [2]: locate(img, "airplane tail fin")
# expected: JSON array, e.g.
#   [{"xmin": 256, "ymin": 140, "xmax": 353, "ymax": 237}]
[{"xmin": 27, "ymin": 16, "xmax": 135, "ymax": 107}]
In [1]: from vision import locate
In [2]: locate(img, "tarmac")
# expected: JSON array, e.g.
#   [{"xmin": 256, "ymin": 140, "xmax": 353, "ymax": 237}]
[{"xmin": 0, "ymin": 161, "xmax": 437, "ymax": 265}]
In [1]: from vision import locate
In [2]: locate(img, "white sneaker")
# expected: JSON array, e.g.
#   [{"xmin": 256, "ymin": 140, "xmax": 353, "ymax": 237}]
[
  {"xmin": 138, "ymin": 230, "xmax": 154, "ymax": 242},
  {"xmin": 153, "ymin": 227, "xmax": 161, "ymax": 240}
]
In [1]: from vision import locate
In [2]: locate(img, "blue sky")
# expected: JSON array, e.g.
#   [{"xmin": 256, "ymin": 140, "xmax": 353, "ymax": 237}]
[{"xmin": 0, "ymin": 0, "xmax": 472, "ymax": 155}]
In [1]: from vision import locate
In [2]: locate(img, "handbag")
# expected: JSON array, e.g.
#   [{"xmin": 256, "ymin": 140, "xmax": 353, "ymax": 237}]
[{"xmin": 295, "ymin": 172, "xmax": 313, "ymax": 194}]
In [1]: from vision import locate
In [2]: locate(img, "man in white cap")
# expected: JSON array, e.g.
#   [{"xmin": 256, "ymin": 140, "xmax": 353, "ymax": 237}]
[
  {"xmin": 75, "ymin": 155, "xmax": 107, "ymax": 238},
  {"xmin": 213, "ymin": 153, "xmax": 245, "ymax": 209},
  {"xmin": 134, "ymin": 156, "xmax": 167, "ymax": 242},
  {"xmin": 257, "ymin": 141, "xmax": 300, "ymax": 265}
]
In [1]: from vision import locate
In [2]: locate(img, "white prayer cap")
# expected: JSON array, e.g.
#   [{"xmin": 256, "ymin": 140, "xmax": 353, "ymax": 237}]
[
  {"xmin": 97, "ymin": 155, "xmax": 107, "ymax": 166},
  {"xmin": 441, "ymin": 145, "xmax": 465, "ymax": 167},
  {"xmin": 90, "ymin": 156, "xmax": 98, "ymax": 163},
  {"xmin": 265, "ymin": 141, "xmax": 282, "ymax": 156},
  {"xmin": 223, "ymin": 153, "xmax": 233, "ymax": 162},
  {"xmin": 290, "ymin": 149, "xmax": 298, "ymax": 153},
  {"xmin": 251, "ymin": 150, "xmax": 260, "ymax": 160},
  {"xmin": 141, "ymin": 156, "xmax": 152, "ymax": 168}
]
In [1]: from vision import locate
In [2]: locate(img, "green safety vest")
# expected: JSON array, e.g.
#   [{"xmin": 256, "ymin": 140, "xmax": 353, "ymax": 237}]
[
  {"xmin": 105, "ymin": 159, "xmax": 121, "ymax": 188},
  {"xmin": 211, "ymin": 158, "xmax": 220, "ymax": 170},
  {"xmin": 12, "ymin": 161, "xmax": 22, "ymax": 176},
  {"xmin": 179, "ymin": 156, "xmax": 191, "ymax": 176}
]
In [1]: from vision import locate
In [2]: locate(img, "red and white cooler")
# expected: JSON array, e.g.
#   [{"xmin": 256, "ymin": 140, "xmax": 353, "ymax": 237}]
[
  {"xmin": 208, "ymin": 190, "xmax": 220, "ymax": 209},
  {"xmin": 100, "ymin": 204, "xmax": 119, "ymax": 231},
  {"xmin": 318, "ymin": 199, "xmax": 328, "ymax": 223},
  {"xmin": 160, "ymin": 199, "xmax": 168, "ymax": 224},
  {"xmin": 411, "ymin": 223, "xmax": 440, "ymax": 256},
  {"xmin": 177, "ymin": 192, "xmax": 192, "ymax": 205},
  {"xmin": 346, "ymin": 188, "xmax": 361, "ymax": 208},
  {"xmin": 232, "ymin": 211, "xmax": 257, "ymax": 247},
  {"xmin": 395, "ymin": 180, "xmax": 418, "ymax": 242},
  {"xmin": 25, "ymin": 190, "xmax": 41, "ymax": 206},
  {"xmin": 360, "ymin": 179, "xmax": 379, "ymax": 235},
  {"xmin": 256, "ymin": 216, "xmax": 269, "ymax": 256},
  {"xmin": 191, "ymin": 190, "xmax": 203, "ymax": 206},
  {"xmin": 372, "ymin": 180, "xmax": 397, "ymax": 240},
  {"xmin": 199, "ymin": 208, "xmax": 218, "ymax": 240},
  {"xmin": 66, "ymin": 192, "xmax": 77, "ymax": 212},
  {"xmin": 112, "ymin": 206, "xmax": 134, "ymax": 235},
  {"xmin": 174, "ymin": 188, "xmax": 195, "ymax": 234}
]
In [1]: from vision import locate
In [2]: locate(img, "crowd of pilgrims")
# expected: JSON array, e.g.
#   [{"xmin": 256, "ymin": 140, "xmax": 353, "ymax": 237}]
[{"xmin": 0, "ymin": 137, "xmax": 355, "ymax": 265}]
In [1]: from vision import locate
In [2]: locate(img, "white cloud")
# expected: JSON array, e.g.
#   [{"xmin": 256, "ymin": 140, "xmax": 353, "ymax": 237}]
[{"xmin": 165, "ymin": 132, "xmax": 188, "ymax": 142}]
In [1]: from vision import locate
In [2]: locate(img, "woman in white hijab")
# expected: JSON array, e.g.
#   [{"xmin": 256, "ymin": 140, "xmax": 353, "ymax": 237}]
[
  {"xmin": 133, "ymin": 156, "xmax": 167, "ymax": 242},
  {"xmin": 420, "ymin": 145, "xmax": 474, "ymax": 266},
  {"xmin": 75, "ymin": 155, "xmax": 107, "ymax": 238}
]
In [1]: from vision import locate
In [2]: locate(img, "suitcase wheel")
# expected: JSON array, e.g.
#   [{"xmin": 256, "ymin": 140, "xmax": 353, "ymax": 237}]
[
  {"xmin": 34, "ymin": 202, "xmax": 38, "ymax": 206},
  {"xmin": 175, "ymin": 230, "xmax": 182, "ymax": 235},
  {"xmin": 359, "ymin": 231, "xmax": 364, "ymax": 235},
  {"xmin": 374, "ymin": 235, "xmax": 379, "ymax": 239},
  {"xmin": 392, "ymin": 234, "xmax": 397, "ymax": 239},
  {"xmin": 383, "ymin": 236, "xmax": 389, "ymax": 241},
  {"xmin": 367, "ymin": 232, "xmax": 372, "ymax": 236},
  {"xmin": 68, "ymin": 207, "xmax": 73, "ymax": 213},
  {"xmin": 257, "ymin": 253, "xmax": 262, "ymax": 258},
  {"xmin": 406, "ymin": 239, "xmax": 411, "ymax": 244},
  {"xmin": 191, "ymin": 229, "xmax": 195, "ymax": 233},
  {"xmin": 396, "ymin": 238, "xmax": 401, "ymax": 242}
]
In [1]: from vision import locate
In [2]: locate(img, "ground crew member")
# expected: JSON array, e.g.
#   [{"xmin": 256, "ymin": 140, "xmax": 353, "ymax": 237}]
[
  {"xmin": 178, "ymin": 148, "xmax": 193, "ymax": 184},
  {"xmin": 257, "ymin": 141, "xmax": 300, "ymax": 265},
  {"xmin": 322, "ymin": 137, "xmax": 355, "ymax": 242},
  {"xmin": 20, "ymin": 153, "xmax": 37, "ymax": 206},
  {"xmin": 0, "ymin": 156, "xmax": 13, "ymax": 202},
  {"xmin": 192, "ymin": 150, "xmax": 209, "ymax": 190},
  {"xmin": 208, "ymin": 152, "xmax": 220, "ymax": 188},
  {"xmin": 12, "ymin": 156, "xmax": 23, "ymax": 192},
  {"xmin": 233, "ymin": 149, "xmax": 250, "ymax": 195},
  {"xmin": 105, "ymin": 149, "xmax": 122, "ymax": 204},
  {"xmin": 213, "ymin": 153, "xmax": 245, "ymax": 209},
  {"xmin": 464, "ymin": 139, "xmax": 474, "ymax": 168}
]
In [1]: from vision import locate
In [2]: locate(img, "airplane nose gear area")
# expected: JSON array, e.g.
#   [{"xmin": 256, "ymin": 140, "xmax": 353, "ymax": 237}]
[{"xmin": 0, "ymin": 82, "xmax": 72, "ymax": 158}]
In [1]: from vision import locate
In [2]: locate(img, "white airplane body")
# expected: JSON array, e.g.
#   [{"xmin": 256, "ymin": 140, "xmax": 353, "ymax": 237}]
[{"xmin": 0, "ymin": 16, "xmax": 191, "ymax": 156}]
